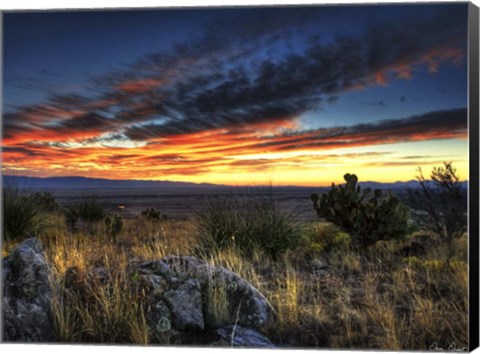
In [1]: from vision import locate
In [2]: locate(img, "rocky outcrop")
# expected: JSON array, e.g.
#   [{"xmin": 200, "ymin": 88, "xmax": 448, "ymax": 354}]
[
  {"xmin": 131, "ymin": 256, "xmax": 272, "ymax": 341},
  {"xmin": 2, "ymin": 239, "xmax": 274, "ymax": 346},
  {"xmin": 2, "ymin": 238, "xmax": 55, "ymax": 342}
]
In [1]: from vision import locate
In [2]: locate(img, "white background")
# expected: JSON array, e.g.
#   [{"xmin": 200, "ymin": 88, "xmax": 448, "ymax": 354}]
[{"xmin": 1, "ymin": 0, "xmax": 478, "ymax": 11}]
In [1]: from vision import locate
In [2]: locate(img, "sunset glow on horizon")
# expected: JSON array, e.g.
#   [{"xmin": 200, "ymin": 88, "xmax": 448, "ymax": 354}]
[{"xmin": 2, "ymin": 5, "xmax": 470, "ymax": 186}]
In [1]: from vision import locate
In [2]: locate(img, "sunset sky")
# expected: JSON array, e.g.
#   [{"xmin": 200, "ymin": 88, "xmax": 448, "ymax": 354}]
[{"xmin": 2, "ymin": 4, "xmax": 469, "ymax": 186}]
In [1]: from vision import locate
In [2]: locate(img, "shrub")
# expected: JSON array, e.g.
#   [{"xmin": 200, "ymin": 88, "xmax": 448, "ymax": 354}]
[
  {"xmin": 196, "ymin": 198, "xmax": 243, "ymax": 250},
  {"xmin": 407, "ymin": 162, "xmax": 467, "ymax": 247},
  {"xmin": 197, "ymin": 195, "xmax": 301, "ymax": 259},
  {"xmin": 402, "ymin": 256, "xmax": 463, "ymax": 274},
  {"xmin": 311, "ymin": 173, "xmax": 409, "ymax": 249},
  {"xmin": 140, "ymin": 208, "xmax": 167, "ymax": 221},
  {"xmin": 401, "ymin": 256, "xmax": 424, "ymax": 269},
  {"xmin": 64, "ymin": 208, "xmax": 79, "ymax": 233},
  {"xmin": 300, "ymin": 222, "xmax": 351, "ymax": 256},
  {"xmin": 105, "ymin": 214, "xmax": 123, "ymax": 241},
  {"xmin": 64, "ymin": 196, "xmax": 107, "ymax": 234},
  {"xmin": 32, "ymin": 191, "xmax": 60, "ymax": 212},
  {"xmin": 243, "ymin": 198, "xmax": 301, "ymax": 259},
  {"xmin": 3, "ymin": 186, "xmax": 49, "ymax": 243}
]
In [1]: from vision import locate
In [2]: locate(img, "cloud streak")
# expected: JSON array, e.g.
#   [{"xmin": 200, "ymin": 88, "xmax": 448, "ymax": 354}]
[{"xmin": 2, "ymin": 107, "xmax": 468, "ymax": 181}]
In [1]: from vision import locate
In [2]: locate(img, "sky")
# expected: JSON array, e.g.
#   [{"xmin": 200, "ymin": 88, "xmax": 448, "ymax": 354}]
[{"xmin": 1, "ymin": 3, "xmax": 470, "ymax": 186}]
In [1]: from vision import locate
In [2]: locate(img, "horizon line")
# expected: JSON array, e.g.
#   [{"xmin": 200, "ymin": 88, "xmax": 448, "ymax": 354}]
[{"xmin": 2, "ymin": 174, "xmax": 470, "ymax": 188}]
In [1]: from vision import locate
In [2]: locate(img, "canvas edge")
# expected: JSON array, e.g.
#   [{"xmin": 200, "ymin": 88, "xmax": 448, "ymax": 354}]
[
  {"xmin": 468, "ymin": 1, "xmax": 480, "ymax": 352},
  {"xmin": 0, "ymin": 8, "xmax": 5, "ymax": 344}
]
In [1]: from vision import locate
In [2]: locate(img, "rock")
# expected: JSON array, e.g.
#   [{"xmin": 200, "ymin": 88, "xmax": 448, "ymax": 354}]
[
  {"xmin": 2, "ymin": 238, "xmax": 55, "ymax": 342},
  {"xmin": 147, "ymin": 300, "xmax": 174, "ymax": 341},
  {"xmin": 210, "ymin": 338, "xmax": 230, "ymax": 347},
  {"xmin": 131, "ymin": 255, "xmax": 272, "ymax": 339},
  {"xmin": 164, "ymin": 279, "xmax": 204, "ymax": 331},
  {"xmin": 213, "ymin": 325, "xmax": 275, "ymax": 348},
  {"xmin": 165, "ymin": 256, "xmax": 271, "ymax": 329}
]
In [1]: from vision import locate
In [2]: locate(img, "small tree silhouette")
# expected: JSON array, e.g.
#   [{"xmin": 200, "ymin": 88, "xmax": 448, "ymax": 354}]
[{"xmin": 408, "ymin": 162, "xmax": 467, "ymax": 247}]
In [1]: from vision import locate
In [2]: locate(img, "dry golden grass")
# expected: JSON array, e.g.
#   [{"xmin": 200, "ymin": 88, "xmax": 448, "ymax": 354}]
[
  {"xmin": 2, "ymin": 214, "xmax": 469, "ymax": 349},
  {"xmin": 272, "ymin": 260, "xmax": 300, "ymax": 330},
  {"xmin": 32, "ymin": 217, "xmax": 199, "ymax": 344}
]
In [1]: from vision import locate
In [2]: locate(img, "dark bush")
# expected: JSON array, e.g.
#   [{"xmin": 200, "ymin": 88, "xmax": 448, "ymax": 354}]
[
  {"xmin": 3, "ymin": 187, "xmax": 48, "ymax": 243},
  {"xmin": 32, "ymin": 191, "xmax": 60, "ymax": 212},
  {"xmin": 64, "ymin": 208, "xmax": 79, "ymax": 233},
  {"xmin": 311, "ymin": 173, "xmax": 409, "ymax": 249},
  {"xmin": 105, "ymin": 214, "xmax": 123, "ymax": 241},
  {"xmin": 140, "ymin": 208, "xmax": 167, "ymax": 221},
  {"xmin": 196, "ymin": 198, "xmax": 242, "ymax": 250},
  {"xmin": 64, "ymin": 196, "xmax": 107, "ymax": 234},
  {"xmin": 407, "ymin": 162, "xmax": 467, "ymax": 248}
]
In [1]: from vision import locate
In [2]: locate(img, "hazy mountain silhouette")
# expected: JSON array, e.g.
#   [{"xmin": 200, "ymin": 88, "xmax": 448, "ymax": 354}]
[
  {"xmin": 3, "ymin": 175, "xmax": 224, "ymax": 190},
  {"xmin": 3, "ymin": 175, "xmax": 468, "ymax": 191}
]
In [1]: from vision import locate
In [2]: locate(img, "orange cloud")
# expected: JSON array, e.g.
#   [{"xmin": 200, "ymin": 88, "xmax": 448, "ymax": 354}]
[
  {"xmin": 114, "ymin": 78, "xmax": 164, "ymax": 93},
  {"xmin": 2, "ymin": 107, "xmax": 467, "ymax": 185},
  {"xmin": 395, "ymin": 65, "xmax": 413, "ymax": 80},
  {"xmin": 353, "ymin": 46, "xmax": 464, "ymax": 92},
  {"xmin": 422, "ymin": 48, "xmax": 463, "ymax": 73},
  {"xmin": 373, "ymin": 72, "xmax": 389, "ymax": 86}
]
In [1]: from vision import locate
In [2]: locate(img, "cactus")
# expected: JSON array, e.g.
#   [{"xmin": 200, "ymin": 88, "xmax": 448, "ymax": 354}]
[
  {"xmin": 311, "ymin": 173, "xmax": 409, "ymax": 249},
  {"xmin": 105, "ymin": 214, "xmax": 123, "ymax": 241}
]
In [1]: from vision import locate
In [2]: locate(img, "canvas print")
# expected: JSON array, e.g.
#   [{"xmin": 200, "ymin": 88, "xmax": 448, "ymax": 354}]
[{"xmin": 1, "ymin": 2, "xmax": 478, "ymax": 350}]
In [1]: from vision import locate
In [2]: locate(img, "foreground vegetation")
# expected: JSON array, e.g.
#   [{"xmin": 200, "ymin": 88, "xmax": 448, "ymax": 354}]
[
  {"xmin": 1, "ymin": 164, "xmax": 469, "ymax": 349},
  {"xmin": 2, "ymin": 215, "xmax": 468, "ymax": 349}
]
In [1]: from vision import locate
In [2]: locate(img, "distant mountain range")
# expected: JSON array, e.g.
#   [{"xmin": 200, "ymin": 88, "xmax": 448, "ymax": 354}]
[
  {"xmin": 2, "ymin": 175, "xmax": 468, "ymax": 191},
  {"xmin": 367, "ymin": 180, "xmax": 469, "ymax": 189},
  {"xmin": 2, "ymin": 175, "xmax": 224, "ymax": 190}
]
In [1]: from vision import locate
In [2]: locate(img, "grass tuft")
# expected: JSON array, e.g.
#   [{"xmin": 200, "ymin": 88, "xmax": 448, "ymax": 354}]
[{"xmin": 3, "ymin": 186, "xmax": 53, "ymax": 243}]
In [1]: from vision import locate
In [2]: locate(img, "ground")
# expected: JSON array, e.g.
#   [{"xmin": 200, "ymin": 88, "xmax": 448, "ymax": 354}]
[{"xmin": 2, "ymin": 213, "xmax": 469, "ymax": 349}]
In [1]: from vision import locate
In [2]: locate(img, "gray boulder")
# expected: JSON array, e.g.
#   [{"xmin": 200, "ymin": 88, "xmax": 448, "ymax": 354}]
[
  {"xmin": 213, "ymin": 325, "xmax": 275, "ymax": 348},
  {"xmin": 164, "ymin": 278, "xmax": 204, "ymax": 331},
  {"xmin": 2, "ymin": 238, "xmax": 55, "ymax": 342},
  {"xmin": 131, "ymin": 256, "xmax": 272, "ymax": 339}
]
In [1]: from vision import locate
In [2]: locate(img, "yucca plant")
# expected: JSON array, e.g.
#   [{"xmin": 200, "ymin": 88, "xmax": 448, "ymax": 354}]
[
  {"xmin": 3, "ymin": 186, "xmax": 49, "ymax": 243},
  {"xmin": 64, "ymin": 196, "xmax": 107, "ymax": 234},
  {"xmin": 196, "ymin": 194, "xmax": 301, "ymax": 259}
]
